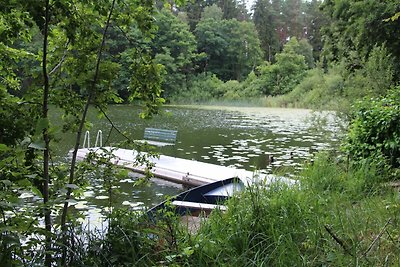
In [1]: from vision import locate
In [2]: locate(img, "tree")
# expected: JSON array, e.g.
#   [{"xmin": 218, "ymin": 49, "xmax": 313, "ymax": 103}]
[
  {"xmin": 281, "ymin": 0, "xmax": 306, "ymax": 39},
  {"xmin": 202, "ymin": 3, "xmax": 224, "ymax": 20},
  {"xmin": 303, "ymin": 0, "xmax": 328, "ymax": 61},
  {"xmin": 195, "ymin": 13, "xmax": 263, "ymax": 81},
  {"xmin": 0, "ymin": 0, "xmax": 166, "ymax": 265},
  {"xmin": 290, "ymin": 38, "xmax": 314, "ymax": 69},
  {"xmin": 321, "ymin": 0, "xmax": 400, "ymax": 79},
  {"xmin": 152, "ymin": 9, "xmax": 202, "ymax": 97},
  {"xmin": 219, "ymin": 0, "xmax": 249, "ymax": 21},
  {"xmin": 252, "ymin": 0, "xmax": 280, "ymax": 62},
  {"xmin": 256, "ymin": 37, "xmax": 307, "ymax": 95},
  {"xmin": 178, "ymin": 0, "xmax": 218, "ymax": 31}
]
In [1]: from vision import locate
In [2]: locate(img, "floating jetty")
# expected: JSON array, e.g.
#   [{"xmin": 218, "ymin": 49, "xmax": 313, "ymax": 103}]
[{"xmin": 74, "ymin": 147, "xmax": 291, "ymax": 187}]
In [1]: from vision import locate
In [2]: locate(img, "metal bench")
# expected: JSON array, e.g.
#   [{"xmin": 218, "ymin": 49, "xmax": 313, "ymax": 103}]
[{"xmin": 143, "ymin": 128, "xmax": 177, "ymax": 147}]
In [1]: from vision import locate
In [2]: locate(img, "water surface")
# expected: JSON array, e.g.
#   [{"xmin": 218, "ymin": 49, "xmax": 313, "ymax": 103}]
[{"xmin": 52, "ymin": 105, "xmax": 341, "ymax": 223}]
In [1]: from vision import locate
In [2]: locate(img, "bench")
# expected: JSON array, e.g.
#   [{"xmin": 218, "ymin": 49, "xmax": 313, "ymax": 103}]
[{"xmin": 143, "ymin": 128, "xmax": 178, "ymax": 147}]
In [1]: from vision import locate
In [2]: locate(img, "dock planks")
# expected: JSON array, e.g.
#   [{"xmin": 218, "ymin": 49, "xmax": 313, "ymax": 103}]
[{"xmin": 74, "ymin": 147, "xmax": 290, "ymax": 187}]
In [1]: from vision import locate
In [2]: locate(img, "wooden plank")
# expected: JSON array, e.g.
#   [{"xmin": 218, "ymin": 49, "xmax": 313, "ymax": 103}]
[{"xmin": 172, "ymin": 200, "xmax": 228, "ymax": 211}]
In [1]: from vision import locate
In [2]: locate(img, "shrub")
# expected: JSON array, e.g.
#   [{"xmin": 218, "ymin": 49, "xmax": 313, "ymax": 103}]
[
  {"xmin": 169, "ymin": 73, "xmax": 224, "ymax": 103},
  {"xmin": 220, "ymin": 80, "xmax": 242, "ymax": 99},
  {"xmin": 343, "ymin": 88, "xmax": 400, "ymax": 170}
]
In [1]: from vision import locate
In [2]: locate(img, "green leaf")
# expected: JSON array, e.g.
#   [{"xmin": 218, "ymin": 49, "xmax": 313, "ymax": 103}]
[
  {"xmin": 183, "ymin": 246, "xmax": 194, "ymax": 256},
  {"xmin": 28, "ymin": 141, "xmax": 46, "ymax": 150},
  {"xmin": 17, "ymin": 179, "xmax": 31, "ymax": 187},
  {"xmin": 35, "ymin": 118, "xmax": 50, "ymax": 135},
  {"xmin": 1, "ymin": 180, "xmax": 12, "ymax": 186},
  {"xmin": 66, "ymin": 184, "xmax": 79, "ymax": 190},
  {"xmin": 0, "ymin": 143, "xmax": 9, "ymax": 151},
  {"xmin": 26, "ymin": 174, "xmax": 38, "ymax": 179},
  {"xmin": 116, "ymin": 169, "xmax": 129, "ymax": 178},
  {"xmin": 31, "ymin": 187, "xmax": 43, "ymax": 198}
]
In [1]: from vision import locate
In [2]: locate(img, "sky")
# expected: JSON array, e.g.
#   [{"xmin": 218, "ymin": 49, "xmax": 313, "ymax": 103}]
[{"xmin": 245, "ymin": 0, "xmax": 255, "ymax": 11}]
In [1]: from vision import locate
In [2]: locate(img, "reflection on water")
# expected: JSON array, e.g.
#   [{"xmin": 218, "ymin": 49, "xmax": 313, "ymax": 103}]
[{"xmin": 52, "ymin": 105, "xmax": 341, "ymax": 227}]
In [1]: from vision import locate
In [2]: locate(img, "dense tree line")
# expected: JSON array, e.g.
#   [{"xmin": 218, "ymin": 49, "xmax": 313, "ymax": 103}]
[
  {"xmin": 1, "ymin": 0, "xmax": 330, "ymax": 102},
  {"xmin": 3, "ymin": 0, "xmax": 399, "ymax": 104}
]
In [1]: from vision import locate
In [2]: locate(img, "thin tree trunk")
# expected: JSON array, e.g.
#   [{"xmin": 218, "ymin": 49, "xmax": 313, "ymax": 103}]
[
  {"xmin": 42, "ymin": 0, "xmax": 52, "ymax": 266},
  {"xmin": 60, "ymin": 0, "xmax": 117, "ymax": 265}
]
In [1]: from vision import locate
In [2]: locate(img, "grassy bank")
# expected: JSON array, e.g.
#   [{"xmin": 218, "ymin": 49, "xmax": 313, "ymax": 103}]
[{"xmin": 75, "ymin": 153, "xmax": 399, "ymax": 266}]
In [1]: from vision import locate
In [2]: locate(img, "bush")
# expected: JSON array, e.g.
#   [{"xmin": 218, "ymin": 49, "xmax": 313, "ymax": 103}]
[
  {"xmin": 343, "ymin": 45, "xmax": 394, "ymax": 99},
  {"xmin": 169, "ymin": 73, "xmax": 224, "ymax": 103},
  {"xmin": 343, "ymin": 88, "xmax": 400, "ymax": 170},
  {"xmin": 220, "ymin": 80, "xmax": 242, "ymax": 99},
  {"xmin": 272, "ymin": 67, "xmax": 345, "ymax": 109}
]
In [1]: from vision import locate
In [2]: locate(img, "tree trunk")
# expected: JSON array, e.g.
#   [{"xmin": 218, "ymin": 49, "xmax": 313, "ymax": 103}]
[
  {"xmin": 42, "ymin": 0, "xmax": 52, "ymax": 266},
  {"xmin": 60, "ymin": 0, "xmax": 117, "ymax": 265}
]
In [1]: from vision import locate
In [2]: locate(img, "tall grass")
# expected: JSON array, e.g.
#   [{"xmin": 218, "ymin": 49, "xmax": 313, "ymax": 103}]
[
  {"xmin": 184, "ymin": 153, "xmax": 400, "ymax": 266},
  {"xmin": 71, "ymin": 153, "xmax": 399, "ymax": 266}
]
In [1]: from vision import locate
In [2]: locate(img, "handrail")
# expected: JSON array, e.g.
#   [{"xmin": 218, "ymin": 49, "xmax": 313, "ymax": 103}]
[
  {"xmin": 83, "ymin": 130, "xmax": 90, "ymax": 148},
  {"xmin": 95, "ymin": 130, "xmax": 103, "ymax": 147},
  {"xmin": 82, "ymin": 130, "xmax": 103, "ymax": 148}
]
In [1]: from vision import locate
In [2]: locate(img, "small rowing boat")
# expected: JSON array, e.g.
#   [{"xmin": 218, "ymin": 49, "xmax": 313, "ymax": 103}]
[{"xmin": 147, "ymin": 177, "xmax": 244, "ymax": 226}]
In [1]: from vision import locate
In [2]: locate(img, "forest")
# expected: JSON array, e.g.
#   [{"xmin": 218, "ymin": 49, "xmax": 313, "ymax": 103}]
[{"xmin": 1, "ymin": 0, "xmax": 400, "ymax": 266}]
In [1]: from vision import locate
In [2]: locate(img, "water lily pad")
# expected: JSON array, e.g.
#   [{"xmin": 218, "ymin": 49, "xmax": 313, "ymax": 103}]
[{"xmin": 95, "ymin": 196, "xmax": 109, "ymax": 200}]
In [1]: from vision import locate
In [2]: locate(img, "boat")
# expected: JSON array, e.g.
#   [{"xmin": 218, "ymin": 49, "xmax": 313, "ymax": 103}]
[{"xmin": 147, "ymin": 177, "xmax": 244, "ymax": 226}]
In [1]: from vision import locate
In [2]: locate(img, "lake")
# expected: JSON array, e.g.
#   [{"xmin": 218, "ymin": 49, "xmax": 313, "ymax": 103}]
[{"xmin": 53, "ymin": 105, "xmax": 341, "ymax": 226}]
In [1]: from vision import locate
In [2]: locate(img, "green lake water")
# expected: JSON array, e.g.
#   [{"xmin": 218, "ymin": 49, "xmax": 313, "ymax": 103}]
[{"xmin": 51, "ymin": 105, "xmax": 341, "ymax": 226}]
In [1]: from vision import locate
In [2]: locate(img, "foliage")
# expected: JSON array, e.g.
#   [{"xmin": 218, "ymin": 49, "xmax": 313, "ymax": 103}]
[
  {"xmin": 343, "ymin": 88, "xmax": 400, "ymax": 170},
  {"xmin": 271, "ymin": 44, "xmax": 395, "ymax": 111},
  {"xmin": 201, "ymin": 4, "xmax": 223, "ymax": 20},
  {"xmin": 343, "ymin": 44, "xmax": 395, "ymax": 99},
  {"xmin": 274, "ymin": 67, "xmax": 344, "ymax": 109},
  {"xmin": 253, "ymin": 0, "xmax": 326, "ymax": 62},
  {"xmin": 195, "ymin": 14, "xmax": 263, "ymax": 81},
  {"xmin": 296, "ymin": 38, "xmax": 315, "ymax": 69},
  {"xmin": 321, "ymin": 0, "xmax": 400, "ymax": 79},
  {"xmin": 170, "ymin": 73, "xmax": 224, "ymax": 103},
  {"xmin": 171, "ymin": 71, "xmax": 267, "ymax": 103},
  {"xmin": 0, "ymin": 0, "xmax": 171, "ymax": 265},
  {"xmin": 78, "ymin": 210, "xmax": 157, "ymax": 266},
  {"xmin": 0, "ymin": 92, "xmax": 35, "ymax": 146},
  {"xmin": 256, "ymin": 37, "xmax": 308, "ymax": 96},
  {"xmin": 252, "ymin": 0, "xmax": 281, "ymax": 61},
  {"xmin": 177, "ymin": 0, "xmax": 249, "ymax": 32},
  {"xmin": 218, "ymin": 0, "xmax": 249, "ymax": 21},
  {"xmin": 152, "ymin": 9, "xmax": 203, "ymax": 98},
  {"xmin": 189, "ymin": 154, "xmax": 398, "ymax": 266},
  {"xmin": 303, "ymin": 0, "xmax": 329, "ymax": 61}
]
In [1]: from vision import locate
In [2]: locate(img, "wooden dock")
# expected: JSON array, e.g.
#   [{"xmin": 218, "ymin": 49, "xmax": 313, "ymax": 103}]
[{"xmin": 74, "ymin": 147, "xmax": 292, "ymax": 187}]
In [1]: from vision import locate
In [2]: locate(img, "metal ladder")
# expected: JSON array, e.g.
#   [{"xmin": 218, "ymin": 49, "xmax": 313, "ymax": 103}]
[{"xmin": 82, "ymin": 130, "xmax": 103, "ymax": 148}]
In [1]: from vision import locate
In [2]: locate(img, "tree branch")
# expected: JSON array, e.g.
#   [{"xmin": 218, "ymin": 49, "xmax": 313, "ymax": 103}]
[
  {"xmin": 324, "ymin": 225, "xmax": 353, "ymax": 256},
  {"xmin": 363, "ymin": 218, "xmax": 391, "ymax": 257},
  {"xmin": 49, "ymin": 46, "xmax": 68, "ymax": 76},
  {"xmin": 96, "ymin": 105, "xmax": 134, "ymax": 144}
]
